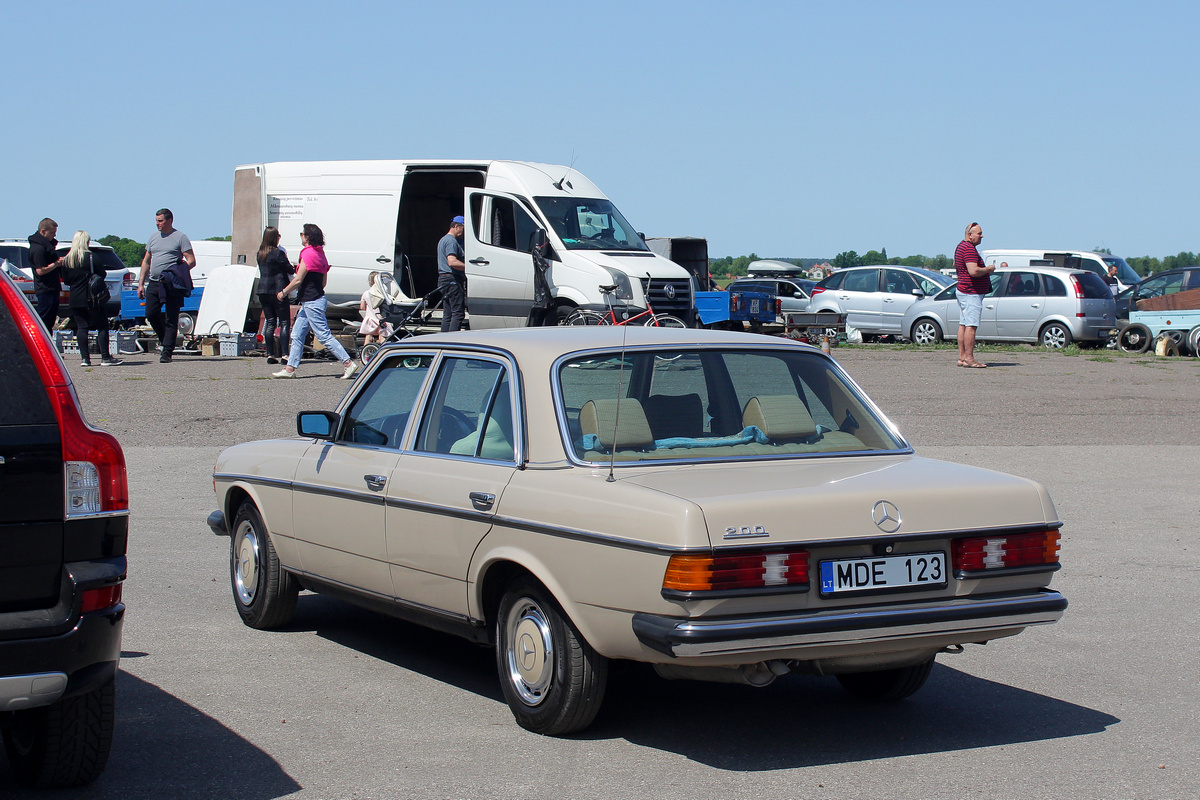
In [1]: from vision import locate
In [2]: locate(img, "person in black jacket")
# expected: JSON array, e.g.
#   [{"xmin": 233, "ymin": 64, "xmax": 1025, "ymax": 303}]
[
  {"xmin": 28, "ymin": 218, "xmax": 62, "ymax": 331},
  {"xmin": 60, "ymin": 231, "xmax": 121, "ymax": 367},
  {"xmin": 255, "ymin": 227, "xmax": 293, "ymax": 364}
]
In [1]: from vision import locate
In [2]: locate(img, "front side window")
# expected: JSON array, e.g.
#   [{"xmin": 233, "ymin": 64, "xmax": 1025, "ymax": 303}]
[
  {"xmin": 475, "ymin": 195, "xmax": 542, "ymax": 254},
  {"xmin": 884, "ymin": 269, "xmax": 919, "ymax": 295},
  {"xmin": 416, "ymin": 357, "xmax": 514, "ymax": 461},
  {"xmin": 340, "ymin": 355, "xmax": 434, "ymax": 448},
  {"xmin": 558, "ymin": 348, "xmax": 904, "ymax": 463},
  {"xmin": 533, "ymin": 197, "xmax": 649, "ymax": 252}
]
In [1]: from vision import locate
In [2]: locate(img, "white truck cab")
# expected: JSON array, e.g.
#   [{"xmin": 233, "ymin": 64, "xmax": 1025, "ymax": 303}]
[
  {"xmin": 231, "ymin": 160, "xmax": 693, "ymax": 327},
  {"xmin": 980, "ymin": 249, "xmax": 1139, "ymax": 293}
]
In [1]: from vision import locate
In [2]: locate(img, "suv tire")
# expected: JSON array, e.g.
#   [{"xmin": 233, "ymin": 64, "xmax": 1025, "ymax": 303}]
[{"xmin": 1, "ymin": 679, "xmax": 115, "ymax": 788}]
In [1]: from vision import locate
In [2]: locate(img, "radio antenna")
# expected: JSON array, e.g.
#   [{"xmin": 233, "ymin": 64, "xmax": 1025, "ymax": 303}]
[{"xmin": 553, "ymin": 151, "xmax": 579, "ymax": 192}]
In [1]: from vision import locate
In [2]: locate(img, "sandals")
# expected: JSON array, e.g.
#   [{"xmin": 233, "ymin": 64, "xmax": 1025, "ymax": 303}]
[{"xmin": 958, "ymin": 360, "xmax": 987, "ymax": 368}]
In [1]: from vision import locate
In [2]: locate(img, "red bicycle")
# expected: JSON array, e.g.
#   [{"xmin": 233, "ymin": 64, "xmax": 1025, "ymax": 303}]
[{"xmin": 562, "ymin": 278, "xmax": 687, "ymax": 328}]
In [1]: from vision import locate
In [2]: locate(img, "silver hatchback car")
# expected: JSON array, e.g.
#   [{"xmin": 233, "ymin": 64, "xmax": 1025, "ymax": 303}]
[
  {"xmin": 809, "ymin": 266, "xmax": 953, "ymax": 336},
  {"xmin": 901, "ymin": 266, "xmax": 1116, "ymax": 348}
]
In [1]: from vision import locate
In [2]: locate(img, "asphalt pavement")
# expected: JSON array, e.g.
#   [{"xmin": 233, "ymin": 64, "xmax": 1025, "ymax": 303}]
[{"xmin": 5, "ymin": 343, "xmax": 1197, "ymax": 799}]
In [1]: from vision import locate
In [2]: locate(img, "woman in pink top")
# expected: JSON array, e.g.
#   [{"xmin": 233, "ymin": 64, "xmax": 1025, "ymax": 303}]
[{"xmin": 273, "ymin": 224, "xmax": 359, "ymax": 380}]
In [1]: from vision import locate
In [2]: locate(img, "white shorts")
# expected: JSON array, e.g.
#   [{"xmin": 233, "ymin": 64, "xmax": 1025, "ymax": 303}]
[{"xmin": 957, "ymin": 291, "xmax": 983, "ymax": 328}]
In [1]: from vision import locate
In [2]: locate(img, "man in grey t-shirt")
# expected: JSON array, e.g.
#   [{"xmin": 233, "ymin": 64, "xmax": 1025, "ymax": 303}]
[
  {"xmin": 137, "ymin": 208, "xmax": 196, "ymax": 362},
  {"xmin": 437, "ymin": 215, "xmax": 467, "ymax": 332}
]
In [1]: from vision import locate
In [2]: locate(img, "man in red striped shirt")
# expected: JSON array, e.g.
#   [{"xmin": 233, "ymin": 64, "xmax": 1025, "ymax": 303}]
[{"xmin": 954, "ymin": 222, "xmax": 996, "ymax": 368}]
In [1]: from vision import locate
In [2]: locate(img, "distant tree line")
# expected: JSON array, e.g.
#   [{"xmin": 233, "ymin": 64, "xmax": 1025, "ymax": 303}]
[{"xmin": 711, "ymin": 248, "xmax": 1199, "ymax": 278}]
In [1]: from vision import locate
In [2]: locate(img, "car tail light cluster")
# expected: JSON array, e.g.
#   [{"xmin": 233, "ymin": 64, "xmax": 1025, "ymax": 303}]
[
  {"xmin": 1070, "ymin": 275, "xmax": 1085, "ymax": 299},
  {"xmin": 952, "ymin": 530, "xmax": 1060, "ymax": 573},
  {"xmin": 123, "ymin": 272, "xmax": 136, "ymax": 291},
  {"xmin": 663, "ymin": 549, "xmax": 810, "ymax": 593},
  {"xmin": 1, "ymin": 275, "xmax": 129, "ymax": 517},
  {"xmin": 810, "ymin": 287, "xmax": 826, "ymax": 296}
]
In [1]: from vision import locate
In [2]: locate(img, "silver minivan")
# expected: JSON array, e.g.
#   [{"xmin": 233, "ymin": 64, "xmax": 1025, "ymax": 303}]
[
  {"xmin": 900, "ymin": 266, "xmax": 1116, "ymax": 348},
  {"xmin": 810, "ymin": 266, "xmax": 953, "ymax": 336}
]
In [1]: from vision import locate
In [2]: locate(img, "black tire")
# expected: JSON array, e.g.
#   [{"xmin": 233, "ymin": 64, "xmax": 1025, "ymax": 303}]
[
  {"xmin": 910, "ymin": 318, "xmax": 943, "ymax": 345},
  {"xmin": 359, "ymin": 342, "xmax": 381, "ymax": 366},
  {"xmin": 1, "ymin": 679, "xmax": 114, "ymax": 788},
  {"xmin": 1118, "ymin": 323, "xmax": 1153, "ymax": 354},
  {"xmin": 1039, "ymin": 322, "xmax": 1073, "ymax": 349},
  {"xmin": 1188, "ymin": 325, "xmax": 1200, "ymax": 357},
  {"xmin": 495, "ymin": 578, "xmax": 608, "ymax": 735},
  {"xmin": 230, "ymin": 500, "xmax": 298, "ymax": 629},
  {"xmin": 554, "ymin": 305, "xmax": 583, "ymax": 325},
  {"xmin": 835, "ymin": 657, "xmax": 935, "ymax": 701}
]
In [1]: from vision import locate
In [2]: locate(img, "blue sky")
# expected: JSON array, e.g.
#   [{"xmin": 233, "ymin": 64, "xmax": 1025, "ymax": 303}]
[{"xmin": 5, "ymin": 1, "xmax": 1196, "ymax": 259}]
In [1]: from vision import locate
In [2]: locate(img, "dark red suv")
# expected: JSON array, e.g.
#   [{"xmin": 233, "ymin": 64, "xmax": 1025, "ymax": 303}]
[{"xmin": 0, "ymin": 268, "xmax": 128, "ymax": 787}]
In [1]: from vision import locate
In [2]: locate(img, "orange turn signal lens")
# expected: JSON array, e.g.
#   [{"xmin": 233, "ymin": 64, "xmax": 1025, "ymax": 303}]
[
  {"xmin": 663, "ymin": 550, "xmax": 810, "ymax": 593},
  {"xmin": 952, "ymin": 530, "xmax": 1060, "ymax": 572}
]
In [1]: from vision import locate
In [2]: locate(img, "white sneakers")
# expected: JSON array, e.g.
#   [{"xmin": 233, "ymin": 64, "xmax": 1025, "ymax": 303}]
[
  {"xmin": 340, "ymin": 361, "xmax": 359, "ymax": 380},
  {"xmin": 272, "ymin": 368, "xmax": 296, "ymax": 378}
]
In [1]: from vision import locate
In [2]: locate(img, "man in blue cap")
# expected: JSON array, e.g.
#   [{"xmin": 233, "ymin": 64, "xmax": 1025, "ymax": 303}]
[{"xmin": 437, "ymin": 215, "xmax": 467, "ymax": 332}]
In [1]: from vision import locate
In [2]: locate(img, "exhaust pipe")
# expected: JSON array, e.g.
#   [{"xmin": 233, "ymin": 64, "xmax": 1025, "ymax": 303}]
[{"xmin": 653, "ymin": 660, "xmax": 792, "ymax": 687}]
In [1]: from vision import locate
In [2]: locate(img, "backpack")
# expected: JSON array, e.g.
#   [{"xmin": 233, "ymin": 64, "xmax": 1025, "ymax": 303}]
[{"xmin": 87, "ymin": 272, "xmax": 110, "ymax": 309}]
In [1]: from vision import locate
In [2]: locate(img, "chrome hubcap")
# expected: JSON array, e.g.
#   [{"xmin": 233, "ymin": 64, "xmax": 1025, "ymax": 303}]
[
  {"xmin": 233, "ymin": 522, "xmax": 260, "ymax": 605},
  {"xmin": 505, "ymin": 599, "xmax": 554, "ymax": 705}
]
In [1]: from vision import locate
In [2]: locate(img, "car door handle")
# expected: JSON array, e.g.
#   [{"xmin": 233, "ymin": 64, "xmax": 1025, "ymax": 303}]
[
  {"xmin": 469, "ymin": 258, "xmax": 490, "ymax": 266},
  {"xmin": 364, "ymin": 474, "xmax": 388, "ymax": 491},
  {"xmin": 1029, "ymin": 303, "xmax": 1040, "ymax": 308},
  {"xmin": 375, "ymin": 256, "xmax": 392, "ymax": 264},
  {"xmin": 469, "ymin": 491, "xmax": 496, "ymax": 510}
]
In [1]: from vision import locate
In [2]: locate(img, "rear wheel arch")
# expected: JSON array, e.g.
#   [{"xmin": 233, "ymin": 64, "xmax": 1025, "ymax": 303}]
[{"xmin": 474, "ymin": 556, "xmax": 599, "ymax": 651}]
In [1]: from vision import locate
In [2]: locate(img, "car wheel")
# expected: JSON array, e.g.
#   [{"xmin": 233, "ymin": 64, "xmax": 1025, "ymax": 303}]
[
  {"xmin": 1040, "ymin": 322, "xmax": 1072, "ymax": 349},
  {"xmin": 359, "ymin": 342, "xmax": 381, "ymax": 366},
  {"xmin": 495, "ymin": 577, "xmax": 608, "ymax": 735},
  {"xmin": 911, "ymin": 318, "xmax": 943, "ymax": 345},
  {"xmin": 835, "ymin": 657, "xmax": 934, "ymax": 701},
  {"xmin": 1118, "ymin": 323, "xmax": 1152, "ymax": 354},
  {"xmin": 1163, "ymin": 329, "xmax": 1186, "ymax": 348},
  {"xmin": 1, "ymin": 678, "xmax": 114, "ymax": 788},
  {"xmin": 177, "ymin": 311, "xmax": 195, "ymax": 337},
  {"xmin": 230, "ymin": 500, "xmax": 298, "ymax": 629},
  {"xmin": 1187, "ymin": 325, "xmax": 1200, "ymax": 357}
]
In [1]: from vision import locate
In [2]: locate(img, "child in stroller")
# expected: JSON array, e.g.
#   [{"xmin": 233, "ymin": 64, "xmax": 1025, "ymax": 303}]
[{"xmin": 358, "ymin": 272, "xmax": 442, "ymax": 364}]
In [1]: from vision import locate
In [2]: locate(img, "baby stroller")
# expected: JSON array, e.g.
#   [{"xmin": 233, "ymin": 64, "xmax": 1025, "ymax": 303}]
[{"xmin": 358, "ymin": 272, "xmax": 442, "ymax": 364}]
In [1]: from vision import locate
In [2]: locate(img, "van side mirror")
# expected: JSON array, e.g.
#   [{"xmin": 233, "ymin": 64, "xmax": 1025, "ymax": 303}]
[
  {"xmin": 530, "ymin": 229, "xmax": 546, "ymax": 252},
  {"xmin": 297, "ymin": 411, "xmax": 339, "ymax": 439}
]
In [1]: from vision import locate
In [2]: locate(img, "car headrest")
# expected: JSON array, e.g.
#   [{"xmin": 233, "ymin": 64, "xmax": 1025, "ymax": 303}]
[
  {"xmin": 742, "ymin": 395, "xmax": 817, "ymax": 441},
  {"xmin": 580, "ymin": 398, "xmax": 654, "ymax": 450}
]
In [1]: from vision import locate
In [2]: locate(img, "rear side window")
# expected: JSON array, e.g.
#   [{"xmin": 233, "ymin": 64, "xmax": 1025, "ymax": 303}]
[
  {"xmin": 1077, "ymin": 272, "xmax": 1113, "ymax": 299},
  {"xmin": 842, "ymin": 269, "xmax": 879, "ymax": 293},
  {"xmin": 1043, "ymin": 274, "xmax": 1066, "ymax": 296},
  {"xmin": 817, "ymin": 272, "xmax": 844, "ymax": 290},
  {"xmin": 0, "ymin": 295, "xmax": 55, "ymax": 425}
]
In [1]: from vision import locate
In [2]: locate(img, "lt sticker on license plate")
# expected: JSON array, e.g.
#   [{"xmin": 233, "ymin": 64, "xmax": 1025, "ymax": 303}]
[{"xmin": 819, "ymin": 552, "xmax": 946, "ymax": 595}]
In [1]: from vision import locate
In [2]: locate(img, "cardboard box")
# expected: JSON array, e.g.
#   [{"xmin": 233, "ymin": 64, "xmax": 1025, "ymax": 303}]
[{"xmin": 200, "ymin": 337, "xmax": 220, "ymax": 356}]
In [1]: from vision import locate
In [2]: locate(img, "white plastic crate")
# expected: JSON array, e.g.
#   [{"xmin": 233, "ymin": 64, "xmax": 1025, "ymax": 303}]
[
  {"xmin": 55, "ymin": 330, "xmax": 139, "ymax": 356},
  {"xmin": 218, "ymin": 332, "xmax": 257, "ymax": 356}
]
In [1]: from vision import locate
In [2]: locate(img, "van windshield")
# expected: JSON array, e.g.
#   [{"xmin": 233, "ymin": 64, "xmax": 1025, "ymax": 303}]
[
  {"xmin": 534, "ymin": 197, "xmax": 650, "ymax": 252},
  {"xmin": 1102, "ymin": 256, "xmax": 1140, "ymax": 285}
]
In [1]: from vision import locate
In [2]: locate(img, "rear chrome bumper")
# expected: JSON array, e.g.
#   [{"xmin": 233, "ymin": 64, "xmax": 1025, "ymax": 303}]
[{"xmin": 632, "ymin": 590, "xmax": 1067, "ymax": 658}]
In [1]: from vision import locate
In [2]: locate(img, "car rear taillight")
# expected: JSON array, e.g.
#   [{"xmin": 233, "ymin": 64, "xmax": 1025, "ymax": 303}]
[
  {"xmin": 122, "ymin": 272, "xmax": 136, "ymax": 291},
  {"xmin": 952, "ymin": 530, "xmax": 1060, "ymax": 573},
  {"xmin": 775, "ymin": 298, "xmax": 782, "ymax": 316},
  {"xmin": 663, "ymin": 549, "xmax": 810, "ymax": 593},
  {"xmin": 811, "ymin": 287, "xmax": 826, "ymax": 296},
  {"xmin": 1, "ymin": 274, "xmax": 128, "ymax": 516},
  {"xmin": 81, "ymin": 583, "xmax": 123, "ymax": 613},
  {"xmin": 1070, "ymin": 275, "xmax": 1085, "ymax": 299}
]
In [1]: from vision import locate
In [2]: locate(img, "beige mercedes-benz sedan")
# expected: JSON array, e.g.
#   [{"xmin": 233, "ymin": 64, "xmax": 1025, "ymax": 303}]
[{"xmin": 208, "ymin": 327, "xmax": 1066, "ymax": 735}]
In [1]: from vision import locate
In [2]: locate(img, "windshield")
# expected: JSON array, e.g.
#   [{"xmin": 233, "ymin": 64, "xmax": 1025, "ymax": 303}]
[
  {"xmin": 557, "ymin": 347, "xmax": 905, "ymax": 463},
  {"xmin": 534, "ymin": 197, "xmax": 650, "ymax": 252},
  {"xmin": 1102, "ymin": 256, "xmax": 1140, "ymax": 285}
]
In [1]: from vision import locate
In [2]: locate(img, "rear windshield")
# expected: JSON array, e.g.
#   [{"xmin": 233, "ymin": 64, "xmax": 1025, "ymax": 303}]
[
  {"xmin": 1077, "ymin": 272, "xmax": 1113, "ymax": 299},
  {"xmin": 557, "ymin": 347, "xmax": 904, "ymax": 463}
]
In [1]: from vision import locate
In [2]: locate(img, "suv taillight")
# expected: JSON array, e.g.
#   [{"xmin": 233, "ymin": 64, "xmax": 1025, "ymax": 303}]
[
  {"xmin": 122, "ymin": 271, "xmax": 136, "ymax": 290},
  {"xmin": 1, "ymin": 275, "xmax": 129, "ymax": 515}
]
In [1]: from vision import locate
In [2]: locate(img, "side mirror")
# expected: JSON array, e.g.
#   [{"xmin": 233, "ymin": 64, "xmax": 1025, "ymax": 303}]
[
  {"xmin": 793, "ymin": 291, "xmax": 803, "ymax": 298},
  {"xmin": 912, "ymin": 288, "xmax": 925, "ymax": 297},
  {"xmin": 297, "ymin": 411, "xmax": 339, "ymax": 440},
  {"xmin": 530, "ymin": 229, "xmax": 547, "ymax": 252}
]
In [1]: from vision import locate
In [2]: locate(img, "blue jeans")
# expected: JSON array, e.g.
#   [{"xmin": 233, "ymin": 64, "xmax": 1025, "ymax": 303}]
[{"xmin": 287, "ymin": 297, "xmax": 349, "ymax": 368}]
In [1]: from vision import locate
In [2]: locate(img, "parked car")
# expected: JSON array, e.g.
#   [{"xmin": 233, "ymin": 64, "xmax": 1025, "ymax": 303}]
[
  {"xmin": 1115, "ymin": 266, "xmax": 1200, "ymax": 320},
  {"xmin": 809, "ymin": 266, "xmax": 952, "ymax": 336},
  {"xmin": 0, "ymin": 256, "xmax": 36, "ymax": 304},
  {"xmin": 210, "ymin": 326, "xmax": 1067, "ymax": 736},
  {"xmin": 0, "ymin": 239, "xmax": 133, "ymax": 318},
  {"xmin": 901, "ymin": 266, "xmax": 1116, "ymax": 348},
  {"xmin": 0, "ymin": 269, "xmax": 128, "ymax": 787},
  {"xmin": 727, "ymin": 277, "xmax": 814, "ymax": 316},
  {"xmin": 980, "ymin": 249, "xmax": 1141, "ymax": 293}
]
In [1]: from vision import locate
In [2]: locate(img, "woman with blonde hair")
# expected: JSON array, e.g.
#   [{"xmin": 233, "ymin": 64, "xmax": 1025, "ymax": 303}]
[{"xmin": 60, "ymin": 230, "xmax": 121, "ymax": 366}]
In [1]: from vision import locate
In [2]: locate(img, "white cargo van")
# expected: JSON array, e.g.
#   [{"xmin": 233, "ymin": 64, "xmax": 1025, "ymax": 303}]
[
  {"xmin": 980, "ymin": 249, "xmax": 1140, "ymax": 292},
  {"xmin": 230, "ymin": 160, "xmax": 693, "ymax": 327}
]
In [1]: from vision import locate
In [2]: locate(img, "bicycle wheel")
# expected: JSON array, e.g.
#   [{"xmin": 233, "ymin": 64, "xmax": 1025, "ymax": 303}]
[
  {"xmin": 564, "ymin": 310, "xmax": 609, "ymax": 326},
  {"xmin": 651, "ymin": 314, "xmax": 687, "ymax": 329}
]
